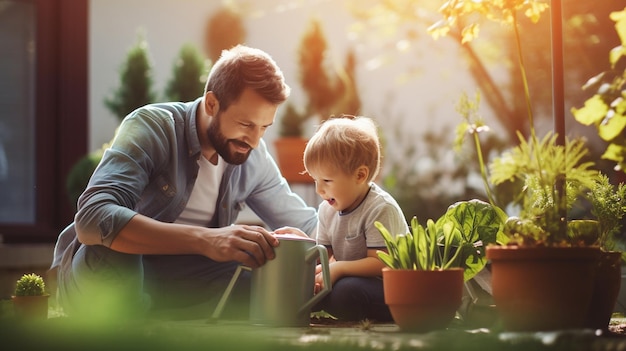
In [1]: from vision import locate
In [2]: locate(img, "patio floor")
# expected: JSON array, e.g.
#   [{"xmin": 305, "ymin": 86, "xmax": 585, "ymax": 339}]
[{"xmin": 3, "ymin": 313, "xmax": 626, "ymax": 351}]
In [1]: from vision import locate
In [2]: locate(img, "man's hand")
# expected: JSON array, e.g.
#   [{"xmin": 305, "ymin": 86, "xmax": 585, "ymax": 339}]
[{"xmin": 203, "ymin": 225, "xmax": 279, "ymax": 268}]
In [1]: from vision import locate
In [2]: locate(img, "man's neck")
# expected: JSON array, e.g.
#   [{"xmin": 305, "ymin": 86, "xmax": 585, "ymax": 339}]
[{"xmin": 196, "ymin": 100, "xmax": 218, "ymax": 164}]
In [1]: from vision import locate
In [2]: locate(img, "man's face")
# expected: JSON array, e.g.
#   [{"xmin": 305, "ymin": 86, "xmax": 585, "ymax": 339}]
[{"xmin": 207, "ymin": 88, "xmax": 278, "ymax": 165}]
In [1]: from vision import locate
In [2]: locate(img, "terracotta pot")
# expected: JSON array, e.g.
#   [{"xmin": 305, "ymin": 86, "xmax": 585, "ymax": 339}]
[
  {"xmin": 382, "ymin": 267, "xmax": 464, "ymax": 332},
  {"xmin": 12, "ymin": 294, "xmax": 50, "ymax": 320},
  {"xmin": 585, "ymin": 250, "xmax": 622, "ymax": 331},
  {"xmin": 486, "ymin": 245, "xmax": 600, "ymax": 331},
  {"xmin": 273, "ymin": 137, "xmax": 312, "ymax": 184}
]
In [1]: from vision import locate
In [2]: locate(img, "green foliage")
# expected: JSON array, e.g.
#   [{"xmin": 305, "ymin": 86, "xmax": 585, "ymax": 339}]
[
  {"xmin": 66, "ymin": 147, "xmax": 105, "ymax": 210},
  {"xmin": 572, "ymin": 7, "xmax": 626, "ymax": 172},
  {"xmin": 278, "ymin": 103, "xmax": 308, "ymax": 137},
  {"xmin": 204, "ymin": 5, "xmax": 246, "ymax": 63},
  {"xmin": 104, "ymin": 32, "xmax": 157, "ymax": 122},
  {"xmin": 282, "ymin": 18, "xmax": 362, "ymax": 137},
  {"xmin": 165, "ymin": 43, "xmax": 209, "ymax": 102},
  {"xmin": 68, "ymin": 32, "xmax": 157, "ymax": 207},
  {"xmin": 429, "ymin": 0, "xmax": 549, "ymax": 42},
  {"xmin": 443, "ymin": 2, "xmax": 626, "ymax": 249},
  {"xmin": 587, "ymin": 173, "xmax": 626, "ymax": 250},
  {"xmin": 376, "ymin": 199, "xmax": 506, "ymax": 281},
  {"xmin": 436, "ymin": 199, "xmax": 508, "ymax": 281},
  {"xmin": 376, "ymin": 217, "xmax": 442, "ymax": 271},
  {"xmin": 490, "ymin": 132, "xmax": 599, "ymax": 245},
  {"xmin": 454, "ymin": 92, "xmax": 496, "ymax": 206},
  {"xmin": 298, "ymin": 17, "xmax": 336, "ymax": 120},
  {"xmin": 14, "ymin": 273, "xmax": 46, "ymax": 296}
]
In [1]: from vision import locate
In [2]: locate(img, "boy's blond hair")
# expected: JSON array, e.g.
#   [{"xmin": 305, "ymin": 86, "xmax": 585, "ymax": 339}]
[{"xmin": 304, "ymin": 116, "xmax": 380, "ymax": 182}]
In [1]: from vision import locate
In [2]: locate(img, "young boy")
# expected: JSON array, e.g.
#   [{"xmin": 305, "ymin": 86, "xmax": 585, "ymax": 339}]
[{"xmin": 302, "ymin": 115, "xmax": 409, "ymax": 322}]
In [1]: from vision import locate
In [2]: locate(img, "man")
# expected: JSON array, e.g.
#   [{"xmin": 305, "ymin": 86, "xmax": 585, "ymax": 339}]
[{"xmin": 51, "ymin": 45, "xmax": 317, "ymax": 320}]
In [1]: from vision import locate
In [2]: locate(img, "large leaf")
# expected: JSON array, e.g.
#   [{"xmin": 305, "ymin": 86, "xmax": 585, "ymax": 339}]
[
  {"xmin": 436, "ymin": 199, "xmax": 506, "ymax": 281},
  {"xmin": 599, "ymin": 110, "xmax": 626, "ymax": 141},
  {"xmin": 571, "ymin": 94, "xmax": 609, "ymax": 126}
]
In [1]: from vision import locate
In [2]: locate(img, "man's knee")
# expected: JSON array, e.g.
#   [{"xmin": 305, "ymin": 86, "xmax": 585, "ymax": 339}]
[{"xmin": 59, "ymin": 244, "xmax": 147, "ymax": 319}]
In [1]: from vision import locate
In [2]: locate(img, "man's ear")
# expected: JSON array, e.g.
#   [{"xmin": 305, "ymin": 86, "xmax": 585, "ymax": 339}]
[
  {"xmin": 204, "ymin": 91, "xmax": 220, "ymax": 115},
  {"xmin": 355, "ymin": 166, "xmax": 369, "ymax": 184}
]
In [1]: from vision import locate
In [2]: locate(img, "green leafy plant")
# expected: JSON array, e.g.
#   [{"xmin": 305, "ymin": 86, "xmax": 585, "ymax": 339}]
[
  {"xmin": 376, "ymin": 217, "xmax": 448, "ymax": 271},
  {"xmin": 14, "ymin": 273, "xmax": 46, "ymax": 297},
  {"xmin": 376, "ymin": 199, "xmax": 506, "ymax": 281},
  {"xmin": 442, "ymin": 1, "xmax": 617, "ymax": 247},
  {"xmin": 489, "ymin": 132, "xmax": 600, "ymax": 246},
  {"xmin": 104, "ymin": 31, "xmax": 157, "ymax": 122},
  {"xmin": 586, "ymin": 173, "xmax": 626, "ymax": 252},
  {"xmin": 278, "ymin": 102, "xmax": 308, "ymax": 138},
  {"xmin": 67, "ymin": 32, "xmax": 157, "ymax": 209},
  {"xmin": 165, "ymin": 43, "xmax": 209, "ymax": 102},
  {"xmin": 280, "ymin": 18, "xmax": 361, "ymax": 138},
  {"xmin": 571, "ymin": 7, "xmax": 626, "ymax": 172}
]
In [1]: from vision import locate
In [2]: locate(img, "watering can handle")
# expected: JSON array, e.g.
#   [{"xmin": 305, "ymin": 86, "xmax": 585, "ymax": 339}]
[
  {"xmin": 211, "ymin": 265, "xmax": 251, "ymax": 320},
  {"xmin": 298, "ymin": 244, "xmax": 332, "ymax": 314}
]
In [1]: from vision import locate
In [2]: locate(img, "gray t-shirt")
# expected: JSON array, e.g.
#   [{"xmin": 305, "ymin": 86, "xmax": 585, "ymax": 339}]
[{"xmin": 316, "ymin": 183, "xmax": 409, "ymax": 261}]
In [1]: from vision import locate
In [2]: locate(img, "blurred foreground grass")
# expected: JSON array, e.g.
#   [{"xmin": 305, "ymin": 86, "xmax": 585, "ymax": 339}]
[{"xmin": 2, "ymin": 298, "xmax": 626, "ymax": 351}]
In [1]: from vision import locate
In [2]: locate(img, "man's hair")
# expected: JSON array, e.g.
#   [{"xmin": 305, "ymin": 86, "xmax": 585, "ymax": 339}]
[
  {"xmin": 205, "ymin": 45, "xmax": 290, "ymax": 110},
  {"xmin": 304, "ymin": 116, "xmax": 381, "ymax": 182}
]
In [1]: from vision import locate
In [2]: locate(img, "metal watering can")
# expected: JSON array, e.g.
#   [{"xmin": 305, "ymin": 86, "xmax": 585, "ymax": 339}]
[{"xmin": 212, "ymin": 234, "xmax": 331, "ymax": 327}]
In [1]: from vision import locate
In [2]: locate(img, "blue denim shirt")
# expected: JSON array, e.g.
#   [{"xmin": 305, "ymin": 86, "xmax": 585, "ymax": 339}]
[{"xmin": 51, "ymin": 98, "xmax": 317, "ymax": 268}]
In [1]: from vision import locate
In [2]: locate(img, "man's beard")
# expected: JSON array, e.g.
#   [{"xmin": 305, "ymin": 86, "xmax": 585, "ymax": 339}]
[{"xmin": 207, "ymin": 113, "xmax": 252, "ymax": 165}]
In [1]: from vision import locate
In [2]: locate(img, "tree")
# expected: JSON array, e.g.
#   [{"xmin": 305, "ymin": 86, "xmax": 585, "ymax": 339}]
[
  {"xmin": 204, "ymin": 5, "xmax": 246, "ymax": 64},
  {"xmin": 104, "ymin": 32, "xmax": 157, "ymax": 122},
  {"xmin": 165, "ymin": 43, "xmax": 209, "ymax": 102},
  {"xmin": 67, "ymin": 32, "xmax": 157, "ymax": 209}
]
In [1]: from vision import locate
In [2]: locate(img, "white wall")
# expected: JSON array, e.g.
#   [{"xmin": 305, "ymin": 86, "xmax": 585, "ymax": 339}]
[{"xmin": 89, "ymin": 0, "xmax": 504, "ymax": 176}]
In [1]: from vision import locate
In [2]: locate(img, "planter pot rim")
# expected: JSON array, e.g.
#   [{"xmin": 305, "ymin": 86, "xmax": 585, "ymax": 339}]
[
  {"xmin": 486, "ymin": 245, "xmax": 600, "ymax": 261},
  {"xmin": 12, "ymin": 294, "xmax": 50, "ymax": 299},
  {"xmin": 382, "ymin": 267, "xmax": 464, "ymax": 273}
]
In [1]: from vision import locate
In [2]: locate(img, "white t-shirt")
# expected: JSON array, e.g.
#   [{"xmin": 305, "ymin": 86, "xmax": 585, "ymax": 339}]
[
  {"xmin": 175, "ymin": 155, "xmax": 226, "ymax": 226},
  {"xmin": 316, "ymin": 183, "xmax": 409, "ymax": 261}
]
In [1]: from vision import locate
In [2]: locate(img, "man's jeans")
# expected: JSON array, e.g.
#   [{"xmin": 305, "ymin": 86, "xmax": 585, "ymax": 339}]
[{"xmin": 57, "ymin": 243, "xmax": 250, "ymax": 321}]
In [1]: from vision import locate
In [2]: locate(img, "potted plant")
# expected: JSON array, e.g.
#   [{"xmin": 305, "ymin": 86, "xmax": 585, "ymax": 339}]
[
  {"xmin": 274, "ymin": 18, "xmax": 361, "ymax": 184},
  {"xmin": 582, "ymin": 175, "xmax": 626, "ymax": 330},
  {"xmin": 571, "ymin": 9, "xmax": 626, "ymax": 330},
  {"xmin": 376, "ymin": 199, "xmax": 506, "ymax": 332},
  {"xmin": 274, "ymin": 102, "xmax": 311, "ymax": 183},
  {"xmin": 484, "ymin": 130, "xmax": 602, "ymax": 331},
  {"xmin": 12, "ymin": 273, "xmax": 49, "ymax": 320},
  {"xmin": 434, "ymin": 1, "xmax": 624, "ymax": 332}
]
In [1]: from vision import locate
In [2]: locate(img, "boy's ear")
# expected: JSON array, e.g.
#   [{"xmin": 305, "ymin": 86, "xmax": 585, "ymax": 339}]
[{"xmin": 355, "ymin": 166, "xmax": 369, "ymax": 184}]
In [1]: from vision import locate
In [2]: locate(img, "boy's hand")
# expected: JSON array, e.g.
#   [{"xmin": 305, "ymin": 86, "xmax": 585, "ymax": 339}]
[
  {"xmin": 314, "ymin": 256, "xmax": 337, "ymax": 293},
  {"xmin": 273, "ymin": 226, "xmax": 310, "ymax": 238}
]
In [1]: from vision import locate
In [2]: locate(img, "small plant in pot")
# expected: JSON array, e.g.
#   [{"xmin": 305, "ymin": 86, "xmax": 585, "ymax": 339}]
[
  {"xmin": 12, "ymin": 273, "xmax": 50, "ymax": 320},
  {"xmin": 376, "ymin": 199, "xmax": 506, "ymax": 332},
  {"xmin": 274, "ymin": 103, "xmax": 311, "ymax": 183}
]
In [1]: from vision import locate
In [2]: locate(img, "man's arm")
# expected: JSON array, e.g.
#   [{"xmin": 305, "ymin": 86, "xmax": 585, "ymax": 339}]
[{"xmin": 106, "ymin": 214, "xmax": 279, "ymax": 268}]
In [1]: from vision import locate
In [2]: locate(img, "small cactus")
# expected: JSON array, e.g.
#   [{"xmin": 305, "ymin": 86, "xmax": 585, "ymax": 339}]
[{"xmin": 14, "ymin": 273, "xmax": 46, "ymax": 296}]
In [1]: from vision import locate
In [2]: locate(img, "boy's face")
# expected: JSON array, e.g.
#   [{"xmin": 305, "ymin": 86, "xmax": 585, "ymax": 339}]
[{"xmin": 308, "ymin": 164, "xmax": 369, "ymax": 213}]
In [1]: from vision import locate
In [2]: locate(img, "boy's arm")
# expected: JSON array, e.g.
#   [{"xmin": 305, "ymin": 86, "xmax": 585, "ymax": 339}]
[{"xmin": 319, "ymin": 249, "xmax": 386, "ymax": 288}]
